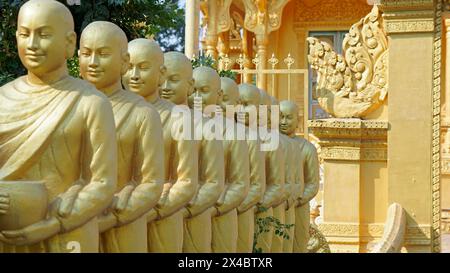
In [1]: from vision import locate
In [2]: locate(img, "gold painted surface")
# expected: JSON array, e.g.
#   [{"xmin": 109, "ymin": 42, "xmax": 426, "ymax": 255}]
[
  {"xmin": 0, "ymin": 0, "xmax": 117, "ymax": 253},
  {"xmin": 79, "ymin": 22, "xmax": 165, "ymax": 253}
]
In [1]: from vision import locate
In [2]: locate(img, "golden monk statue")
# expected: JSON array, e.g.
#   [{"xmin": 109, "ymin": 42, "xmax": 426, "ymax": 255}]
[
  {"xmin": 123, "ymin": 42, "xmax": 200, "ymax": 253},
  {"xmin": 220, "ymin": 78, "xmax": 265, "ymax": 253},
  {"xmin": 269, "ymin": 95, "xmax": 297, "ymax": 253},
  {"xmin": 190, "ymin": 67, "xmax": 250, "ymax": 253},
  {"xmin": 279, "ymin": 100, "xmax": 320, "ymax": 253},
  {"xmin": 0, "ymin": 0, "xmax": 117, "ymax": 253},
  {"xmin": 160, "ymin": 53, "xmax": 225, "ymax": 253},
  {"xmin": 78, "ymin": 22, "xmax": 164, "ymax": 253},
  {"xmin": 258, "ymin": 91, "xmax": 290, "ymax": 253},
  {"xmin": 238, "ymin": 84, "xmax": 285, "ymax": 253}
]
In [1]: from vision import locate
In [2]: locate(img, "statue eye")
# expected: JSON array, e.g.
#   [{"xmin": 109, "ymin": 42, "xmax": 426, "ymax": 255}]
[
  {"xmin": 18, "ymin": 32, "xmax": 29, "ymax": 38},
  {"xmin": 40, "ymin": 33, "xmax": 51, "ymax": 38}
]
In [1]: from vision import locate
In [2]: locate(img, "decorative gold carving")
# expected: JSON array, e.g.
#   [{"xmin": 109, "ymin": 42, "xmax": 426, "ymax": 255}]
[
  {"xmin": 380, "ymin": 0, "xmax": 434, "ymax": 11},
  {"xmin": 242, "ymin": 0, "xmax": 290, "ymax": 34},
  {"xmin": 441, "ymin": 210, "xmax": 450, "ymax": 234},
  {"xmin": 442, "ymin": 156, "xmax": 450, "ymax": 174},
  {"xmin": 217, "ymin": 0, "xmax": 233, "ymax": 33},
  {"xmin": 294, "ymin": 0, "xmax": 372, "ymax": 28},
  {"xmin": 307, "ymin": 6, "xmax": 389, "ymax": 118},
  {"xmin": 431, "ymin": 0, "xmax": 443, "ymax": 253},
  {"xmin": 309, "ymin": 119, "xmax": 388, "ymax": 161},
  {"xmin": 320, "ymin": 147, "xmax": 387, "ymax": 161},
  {"xmin": 308, "ymin": 225, "xmax": 331, "ymax": 253},
  {"xmin": 380, "ymin": 0, "xmax": 436, "ymax": 33},
  {"xmin": 318, "ymin": 223, "xmax": 360, "ymax": 237},
  {"xmin": 319, "ymin": 222, "xmax": 431, "ymax": 246},
  {"xmin": 384, "ymin": 18, "xmax": 434, "ymax": 33}
]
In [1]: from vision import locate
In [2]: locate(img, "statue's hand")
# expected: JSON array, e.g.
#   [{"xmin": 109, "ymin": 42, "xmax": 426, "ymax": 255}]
[
  {"xmin": 58, "ymin": 184, "xmax": 84, "ymax": 217},
  {"xmin": 0, "ymin": 193, "xmax": 10, "ymax": 215},
  {"xmin": 98, "ymin": 212, "xmax": 117, "ymax": 233},
  {"xmin": 0, "ymin": 217, "xmax": 60, "ymax": 246},
  {"xmin": 48, "ymin": 184, "xmax": 84, "ymax": 218},
  {"xmin": 112, "ymin": 185, "xmax": 135, "ymax": 213}
]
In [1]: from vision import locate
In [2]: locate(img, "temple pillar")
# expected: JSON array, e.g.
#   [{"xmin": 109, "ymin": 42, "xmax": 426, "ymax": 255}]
[
  {"xmin": 205, "ymin": 0, "xmax": 218, "ymax": 58},
  {"xmin": 255, "ymin": 33, "xmax": 268, "ymax": 90},
  {"xmin": 441, "ymin": 17, "xmax": 450, "ymax": 234},
  {"xmin": 309, "ymin": 119, "xmax": 388, "ymax": 253},
  {"xmin": 381, "ymin": 0, "xmax": 440, "ymax": 252},
  {"xmin": 185, "ymin": 0, "xmax": 200, "ymax": 58}
]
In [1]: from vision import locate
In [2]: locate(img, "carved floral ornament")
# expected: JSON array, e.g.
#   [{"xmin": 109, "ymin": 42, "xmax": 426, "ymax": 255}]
[
  {"xmin": 242, "ymin": 0, "xmax": 291, "ymax": 34},
  {"xmin": 307, "ymin": 5, "xmax": 388, "ymax": 118}
]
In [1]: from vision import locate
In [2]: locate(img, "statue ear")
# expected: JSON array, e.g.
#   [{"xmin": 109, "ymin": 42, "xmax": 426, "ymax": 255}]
[
  {"xmin": 121, "ymin": 52, "xmax": 130, "ymax": 75},
  {"xmin": 187, "ymin": 78, "xmax": 195, "ymax": 96},
  {"xmin": 66, "ymin": 31, "xmax": 77, "ymax": 59},
  {"xmin": 158, "ymin": 65, "xmax": 167, "ymax": 86}
]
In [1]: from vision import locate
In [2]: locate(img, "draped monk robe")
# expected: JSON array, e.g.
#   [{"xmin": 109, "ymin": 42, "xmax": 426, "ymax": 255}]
[
  {"xmin": 100, "ymin": 90, "xmax": 164, "ymax": 253},
  {"xmin": 281, "ymin": 135, "xmax": 300, "ymax": 253},
  {"xmin": 183, "ymin": 111, "xmax": 224, "ymax": 253},
  {"xmin": 286, "ymin": 137, "xmax": 305, "ymax": 253},
  {"xmin": 211, "ymin": 116, "xmax": 249, "ymax": 253},
  {"xmin": 237, "ymin": 127, "xmax": 265, "ymax": 253},
  {"xmin": 270, "ymin": 133, "xmax": 292, "ymax": 253},
  {"xmin": 0, "ymin": 76, "xmax": 117, "ymax": 253},
  {"xmin": 292, "ymin": 136, "xmax": 319, "ymax": 253},
  {"xmin": 147, "ymin": 98, "xmax": 198, "ymax": 253},
  {"xmin": 254, "ymin": 129, "xmax": 285, "ymax": 253}
]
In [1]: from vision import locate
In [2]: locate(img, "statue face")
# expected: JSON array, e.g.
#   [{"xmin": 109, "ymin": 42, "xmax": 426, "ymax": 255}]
[
  {"xmin": 219, "ymin": 78, "xmax": 239, "ymax": 112},
  {"xmin": 239, "ymin": 86, "xmax": 260, "ymax": 126},
  {"xmin": 79, "ymin": 29, "xmax": 125, "ymax": 91},
  {"xmin": 123, "ymin": 42, "xmax": 164, "ymax": 98},
  {"xmin": 190, "ymin": 71, "xmax": 221, "ymax": 110},
  {"xmin": 162, "ymin": 58, "xmax": 193, "ymax": 105},
  {"xmin": 280, "ymin": 102, "xmax": 299, "ymax": 136},
  {"xmin": 16, "ymin": 7, "xmax": 70, "ymax": 77}
]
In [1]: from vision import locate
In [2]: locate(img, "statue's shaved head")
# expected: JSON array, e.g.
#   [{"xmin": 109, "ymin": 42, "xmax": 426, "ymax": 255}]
[
  {"xmin": 128, "ymin": 38, "xmax": 164, "ymax": 66},
  {"xmin": 81, "ymin": 21, "xmax": 128, "ymax": 55},
  {"xmin": 19, "ymin": 0, "xmax": 74, "ymax": 32}
]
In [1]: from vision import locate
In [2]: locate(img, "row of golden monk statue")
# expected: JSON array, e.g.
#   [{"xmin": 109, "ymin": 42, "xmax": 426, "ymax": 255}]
[{"xmin": 0, "ymin": 0, "xmax": 319, "ymax": 253}]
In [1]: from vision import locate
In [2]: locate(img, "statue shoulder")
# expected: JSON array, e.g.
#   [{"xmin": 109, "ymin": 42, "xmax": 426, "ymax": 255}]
[
  {"xmin": 134, "ymin": 96, "xmax": 162, "ymax": 126},
  {"xmin": 69, "ymin": 77, "xmax": 109, "ymax": 104}
]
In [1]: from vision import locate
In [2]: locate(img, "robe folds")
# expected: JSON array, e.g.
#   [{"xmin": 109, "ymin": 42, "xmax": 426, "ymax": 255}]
[
  {"xmin": 211, "ymin": 116, "xmax": 249, "ymax": 253},
  {"xmin": 237, "ymin": 127, "xmax": 265, "ymax": 253},
  {"xmin": 147, "ymin": 98, "xmax": 198, "ymax": 253},
  {"xmin": 270, "ymin": 133, "xmax": 293, "ymax": 253},
  {"xmin": 292, "ymin": 136, "xmax": 319, "ymax": 253},
  {"xmin": 254, "ymin": 129, "xmax": 285, "ymax": 253},
  {"xmin": 0, "ymin": 76, "xmax": 117, "ymax": 253},
  {"xmin": 100, "ymin": 90, "xmax": 164, "ymax": 253},
  {"xmin": 183, "ymin": 112, "xmax": 224, "ymax": 253}
]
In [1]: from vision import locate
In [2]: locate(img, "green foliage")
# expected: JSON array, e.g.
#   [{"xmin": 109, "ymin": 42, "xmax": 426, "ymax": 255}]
[
  {"xmin": 0, "ymin": 0, "xmax": 184, "ymax": 84},
  {"xmin": 191, "ymin": 54, "xmax": 237, "ymax": 81},
  {"xmin": 252, "ymin": 206, "xmax": 295, "ymax": 253},
  {"xmin": 67, "ymin": 55, "xmax": 80, "ymax": 78},
  {"xmin": 0, "ymin": 0, "xmax": 26, "ymax": 85}
]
